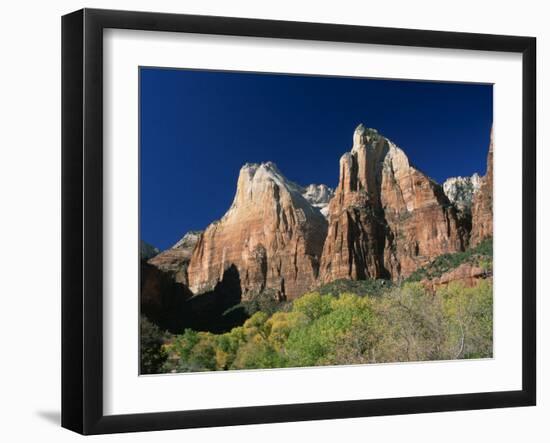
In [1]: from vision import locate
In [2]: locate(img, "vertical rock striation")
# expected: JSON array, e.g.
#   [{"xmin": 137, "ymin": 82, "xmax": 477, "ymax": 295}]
[
  {"xmin": 186, "ymin": 162, "xmax": 328, "ymax": 300},
  {"xmin": 470, "ymin": 127, "xmax": 494, "ymax": 246},
  {"xmin": 320, "ymin": 124, "xmax": 465, "ymax": 282}
]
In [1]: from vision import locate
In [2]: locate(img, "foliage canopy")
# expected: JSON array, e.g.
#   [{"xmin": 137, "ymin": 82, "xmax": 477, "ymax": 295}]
[{"xmin": 158, "ymin": 279, "xmax": 492, "ymax": 373}]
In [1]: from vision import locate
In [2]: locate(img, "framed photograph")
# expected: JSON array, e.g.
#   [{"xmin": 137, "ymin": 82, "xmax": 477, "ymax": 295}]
[{"xmin": 62, "ymin": 8, "xmax": 536, "ymax": 435}]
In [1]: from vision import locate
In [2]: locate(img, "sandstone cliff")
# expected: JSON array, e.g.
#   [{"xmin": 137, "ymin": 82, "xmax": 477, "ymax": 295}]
[
  {"xmin": 422, "ymin": 262, "xmax": 489, "ymax": 293},
  {"xmin": 186, "ymin": 162, "xmax": 328, "ymax": 300},
  {"xmin": 320, "ymin": 124, "xmax": 465, "ymax": 282},
  {"xmin": 470, "ymin": 128, "xmax": 494, "ymax": 246}
]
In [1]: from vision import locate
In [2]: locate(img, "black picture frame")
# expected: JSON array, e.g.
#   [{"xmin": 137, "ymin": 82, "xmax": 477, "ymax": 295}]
[{"xmin": 62, "ymin": 8, "xmax": 536, "ymax": 435}]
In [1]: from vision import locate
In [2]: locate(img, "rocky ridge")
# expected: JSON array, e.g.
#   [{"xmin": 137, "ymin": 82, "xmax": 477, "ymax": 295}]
[{"xmin": 148, "ymin": 231, "xmax": 202, "ymax": 285}]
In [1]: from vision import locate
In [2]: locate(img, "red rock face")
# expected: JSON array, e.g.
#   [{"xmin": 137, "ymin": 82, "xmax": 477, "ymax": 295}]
[
  {"xmin": 422, "ymin": 263, "xmax": 489, "ymax": 293},
  {"xmin": 470, "ymin": 128, "xmax": 493, "ymax": 246},
  {"xmin": 186, "ymin": 162, "xmax": 328, "ymax": 300},
  {"xmin": 320, "ymin": 125, "xmax": 465, "ymax": 282}
]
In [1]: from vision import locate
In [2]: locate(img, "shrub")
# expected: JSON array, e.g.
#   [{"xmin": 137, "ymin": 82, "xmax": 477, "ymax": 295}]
[
  {"xmin": 407, "ymin": 237, "xmax": 493, "ymax": 282},
  {"xmin": 285, "ymin": 293, "xmax": 373, "ymax": 367},
  {"xmin": 316, "ymin": 278, "xmax": 391, "ymax": 297}
]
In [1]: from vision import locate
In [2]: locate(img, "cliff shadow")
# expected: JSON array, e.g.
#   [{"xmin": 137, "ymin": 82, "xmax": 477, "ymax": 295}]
[
  {"xmin": 140, "ymin": 260, "xmax": 194, "ymax": 333},
  {"xmin": 363, "ymin": 138, "xmax": 392, "ymax": 280},
  {"xmin": 140, "ymin": 262, "xmax": 248, "ymax": 335},
  {"xmin": 186, "ymin": 264, "xmax": 248, "ymax": 333}
]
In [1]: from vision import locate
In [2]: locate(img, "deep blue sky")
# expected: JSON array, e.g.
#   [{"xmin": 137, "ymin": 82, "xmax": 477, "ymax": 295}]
[{"xmin": 140, "ymin": 68, "xmax": 492, "ymax": 251}]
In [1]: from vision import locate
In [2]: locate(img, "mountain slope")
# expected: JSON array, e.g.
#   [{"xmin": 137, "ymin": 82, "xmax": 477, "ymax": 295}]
[
  {"xmin": 148, "ymin": 231, "xmax": 202, "ymax": 285},
  {"xmin": 187, "ymin": 162, "xmax": 328, "ymax": 300}
]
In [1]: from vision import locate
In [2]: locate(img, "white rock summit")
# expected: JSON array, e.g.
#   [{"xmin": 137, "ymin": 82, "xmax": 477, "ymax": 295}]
[
  {"xmin": 172, "ymin": 230, "xmax": 203, "ymax": 250},
  {"xmin": 301, "ymin": 184, "xmax": 334, "ymax": 218},
  {"xmin": 443, "ymin": 173, "xmax": 482, "ymax": 211}
]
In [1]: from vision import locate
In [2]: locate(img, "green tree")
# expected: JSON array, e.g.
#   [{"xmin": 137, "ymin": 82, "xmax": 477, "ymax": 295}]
[
  {"xmin": 285, "ymin": 293, "xmax": 374, "ymax": 367},
  {"xmin": 440, "ymin": 280, "xmax": 493, "ymax": 359},
  {"xmin": 292, "ymin": 292, "xmax": 333, "ymax": 321}
]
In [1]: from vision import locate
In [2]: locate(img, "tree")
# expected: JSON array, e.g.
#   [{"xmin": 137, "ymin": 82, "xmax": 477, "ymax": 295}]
[{"xmin": 140, "ymin": 316, "xmax": 168, "ymax": 374}]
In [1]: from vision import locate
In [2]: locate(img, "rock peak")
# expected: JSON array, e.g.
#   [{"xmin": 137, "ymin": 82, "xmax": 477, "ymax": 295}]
[
  {"xmin": 172, "ymin": 230, "xmax": 203, "ymax": 249},
  {"xmin": 188, "ymin": 162, "xmax": 328, "ymax": 300},
  {"xmin": 241, "ymin": 161, "xmax": 280, "ymax": 173},
  {"xmin": 352, "ymin": 123, "xmax": 380, "ymax": 151},
  {"xmin": 321, "ymin": 123, "xmax": 466, "ymax": 282},
  {"xmin": 239, "ymin": 161, "xmax": 288, "ymax": 185}
]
